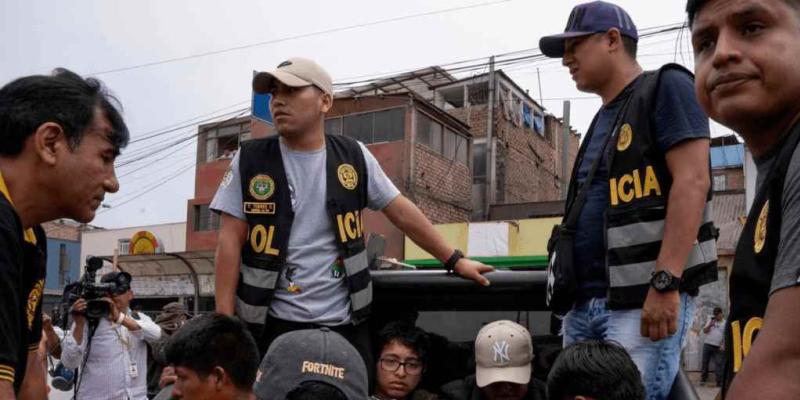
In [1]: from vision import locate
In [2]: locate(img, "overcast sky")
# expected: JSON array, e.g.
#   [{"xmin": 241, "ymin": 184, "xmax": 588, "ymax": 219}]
[{"xmin": 0, "ymin": 0, "xmax": 737, "ymax": 229}]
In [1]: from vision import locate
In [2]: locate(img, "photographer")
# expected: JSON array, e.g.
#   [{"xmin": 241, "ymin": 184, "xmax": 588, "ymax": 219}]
[{"xmin": 61, "ymin": 272, "xmax": 161, "ymax": 400}]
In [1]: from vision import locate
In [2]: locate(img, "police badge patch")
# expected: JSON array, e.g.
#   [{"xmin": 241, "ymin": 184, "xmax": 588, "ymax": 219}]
[
  {"xmin": 754, "ymin": 200, "xmax": 769, "ymax": 254},
  {"xmin": 617, "ymin": 123, "xmax": 633, "ymax": 152},
  {"xmin": 248, "ymin": 174, "xmax": 275, "ymax": 201},
  {"xmin": 337, "ymin": 164, "xmax": 358, "ymax": 190}
]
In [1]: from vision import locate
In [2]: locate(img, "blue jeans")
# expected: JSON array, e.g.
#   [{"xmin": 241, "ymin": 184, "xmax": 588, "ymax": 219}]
[{"xmin": 562, "ymin": 294, "xmax": 696, "ymax": 400}]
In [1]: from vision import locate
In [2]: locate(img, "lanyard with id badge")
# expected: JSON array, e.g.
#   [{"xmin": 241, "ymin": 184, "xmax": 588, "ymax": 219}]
[{"xmin": 114, "ymin": 320, "xmax": 138, "ymax": 379}]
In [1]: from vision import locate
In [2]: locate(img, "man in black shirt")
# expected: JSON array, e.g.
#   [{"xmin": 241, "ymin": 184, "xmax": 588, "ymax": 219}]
[
  {"xmin": 687, "ymin": 0, "xmax": 800, "ymax": 398},
  {"xmin": 0, "ymin": 68, "xmax": 129, "ymax": 399}
]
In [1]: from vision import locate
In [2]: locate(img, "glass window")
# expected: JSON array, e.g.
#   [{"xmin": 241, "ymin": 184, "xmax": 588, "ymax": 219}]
[
  {"xmin": 444, "ymin": 129, "xmax": 458, "ymax": 160},
  {"xmin": 343, "ymin": 113, "xmax": 373, "ymax": 143},
  {"xmin": 417, "ymin": 112, "xmax": 432, "ymax": 147},
  {"xmin": 473, "ymin": 141, "xmax": 487, "ymax": 178},
  {"xmin": 194, "ymin": 205, "xmax": 220, "ymax": 232},
  {"xmin": 456, "ymin": 135, "xmax": 469, "ymax": 166},
  {"xmin": 373, "ymin": 108, "xmax": 405, "ymax": 143},
  {"xmin": 325, "ymin": 118, "xmax": 342, "ymax": 136},
  {"xmin": 118, "ymin": 239, "xmax": 130, "ymax": 255},
  {"xmin": 430, "ymin": 122, "xmax": 443, "ymax": 153},
  {"xmin": 205, "ymin": 138, "xmax": 217, "ymax": 163}
]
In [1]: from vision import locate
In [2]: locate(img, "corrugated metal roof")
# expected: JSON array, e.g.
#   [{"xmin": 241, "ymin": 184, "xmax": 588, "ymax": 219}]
[{"xmin": 711, "ymin": 144, "xmax": 744, "ymax": 169}]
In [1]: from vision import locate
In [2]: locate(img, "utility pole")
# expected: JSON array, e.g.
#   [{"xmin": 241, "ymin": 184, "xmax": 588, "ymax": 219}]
[
  {"xmin": 561, "ymin": 100, "xmax": 571, "ymax": 200},
  {"xmin": 537, "ymin": 68, "xmax": 544, "ymax": 106},
  {"xmin": 484, "ymin": 56, "xmax": 496, "ymax": 219}
]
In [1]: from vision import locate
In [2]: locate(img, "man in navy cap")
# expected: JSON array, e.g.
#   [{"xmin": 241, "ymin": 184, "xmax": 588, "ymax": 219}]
[{"xmin": 540, "ymin": 2, "xmax": 717, "ymax": 399}]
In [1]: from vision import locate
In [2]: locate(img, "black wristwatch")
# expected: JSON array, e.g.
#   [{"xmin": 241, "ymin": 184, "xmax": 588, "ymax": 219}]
[
  {"xmin": 650, "ymin": 270, "xmax": 681, "ymax": 292},
  {"xmin": 444, "ymin": 249, "xmax": 465, "ymax": 273}
]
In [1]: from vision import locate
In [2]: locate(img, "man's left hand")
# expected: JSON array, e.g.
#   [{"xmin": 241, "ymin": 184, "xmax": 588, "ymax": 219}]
[
  {"xmin": 640, "ymin": 288, "xmax": 680, "ymax": 341},
  {"xmin": 453, "ymin": 258, "xmax": 494, "ymax": 286},
  {"xmin": 104, "ymin": 298, "xmax": 122, "ymax": 323}
]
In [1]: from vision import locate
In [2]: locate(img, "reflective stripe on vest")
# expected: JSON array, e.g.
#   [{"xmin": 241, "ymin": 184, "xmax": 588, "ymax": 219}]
[
  {"xmin": 607, "ymin": 201, "xmax": 717, "ymax": 288},
  {"xmin": 236, "ymin": 298, "xmax": 269, "ymax": 325},
  {"xmin": 240, "ymin": 264, "xmax": 280, "ymax": 289},
  {"xmin": 344, "ymin": 249, "xmax": 371, "ymax": 314}
]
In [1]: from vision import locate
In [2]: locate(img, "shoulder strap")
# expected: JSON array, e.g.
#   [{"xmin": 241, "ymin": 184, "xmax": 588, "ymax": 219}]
[{"xmin": 563, "ymin": 92, "xmax": 636, "ymax": 229}]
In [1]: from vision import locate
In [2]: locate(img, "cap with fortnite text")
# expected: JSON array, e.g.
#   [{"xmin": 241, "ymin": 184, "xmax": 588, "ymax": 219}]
[
  {"xmin": 539, "ymin": 1, "xmax": 638, "ymax": 58},
  {"xmin": 474, "ymin": 320, "xmax": 533, "ymax": 388},
  {"xmin": 252, "ymin": 57, "xmax": 333, "ymax": 96},
  {"xmin": 252, "ymin": 328, "xmax": 368, "ymax": 400}
]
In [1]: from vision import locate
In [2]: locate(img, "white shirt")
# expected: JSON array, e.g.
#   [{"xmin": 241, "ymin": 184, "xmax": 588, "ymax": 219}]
[
  {"xmin": 704, "ymin": 318, "xmax": 725, "ymax": 347},
  {"xmin": 61, "ymin": 311, "xmax": 161, "ymax": 400}
]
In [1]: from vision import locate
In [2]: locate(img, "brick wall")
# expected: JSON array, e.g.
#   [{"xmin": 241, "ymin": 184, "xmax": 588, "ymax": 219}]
[
  {"xmin": 445, "ymin": 105, "xmax": 579, "ymax": 205},
  {"xmin": 42, "ymin": 221, "xmax": 80, "ymax": 242},
  {"xmin": 714, "ymin": 167, "xmax": 744, "ymax": 191},
  {"xmin": 412, "ymin": 144, "xmax": 472, "ymax": 223}
]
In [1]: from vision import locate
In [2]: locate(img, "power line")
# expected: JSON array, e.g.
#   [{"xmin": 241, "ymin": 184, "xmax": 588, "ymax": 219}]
[{"xmin": 89, "ymin": 0, "xmax": 512, "ymax": 76}]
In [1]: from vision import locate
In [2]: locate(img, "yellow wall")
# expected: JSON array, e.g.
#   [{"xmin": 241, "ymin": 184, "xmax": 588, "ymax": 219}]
[
  {"xmin": 508, "ymin": 217, "xmax": 561, "ymax": 256},
  {"xmin": 404, "ymin": 217, "xmax": 562, "ymax": 259},
  {"xmin": 404, "ymin": 223, "xmax": 468, "ymax": 260}
]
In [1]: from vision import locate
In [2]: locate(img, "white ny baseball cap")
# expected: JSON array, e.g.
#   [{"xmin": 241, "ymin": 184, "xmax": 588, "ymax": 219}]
[{"xmin": 474, "ymin": 320, "xmax": 533, "ymax": 388}]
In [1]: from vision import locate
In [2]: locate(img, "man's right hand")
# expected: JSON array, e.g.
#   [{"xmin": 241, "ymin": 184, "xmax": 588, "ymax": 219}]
[
  {"xmin": 70, "ymin": 298, "xmax": 87, "ymax": 323},
  {"xmin": 159, "ymin": 366, "xmax": 177, "ymax": 388}
]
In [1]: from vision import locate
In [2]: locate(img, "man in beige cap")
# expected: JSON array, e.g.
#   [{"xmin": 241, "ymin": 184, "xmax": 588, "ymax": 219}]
[
  {"xmin": 211, "ymin": 57, "xmax": 493, "ymax": 375},
  {"xmin": 442, "ymin": 320, "xmax": 545, "ymax": 400}
]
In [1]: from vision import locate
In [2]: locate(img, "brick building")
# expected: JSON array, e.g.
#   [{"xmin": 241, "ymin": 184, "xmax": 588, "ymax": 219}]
[
  {"xmin": 186, "ymin": 89, "xmax": 472, "ymax": 259},
  {"xmin": 432, "ymin": 71, "xmax": 581, "ymax": 219},
  {"xmin": 185, "ymin": 67, "xmax": 580, "ymax": 259}
]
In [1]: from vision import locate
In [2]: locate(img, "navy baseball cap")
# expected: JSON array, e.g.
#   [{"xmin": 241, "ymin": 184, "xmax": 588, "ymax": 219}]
[{"xmin": 540, "ymin": 1, "xmax": 638, "ymax": 58}]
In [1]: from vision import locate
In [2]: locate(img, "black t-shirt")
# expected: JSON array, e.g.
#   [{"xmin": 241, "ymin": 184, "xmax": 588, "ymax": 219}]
[{"xmin": 0, "ymin": 192, "xmax": 46, "ymax": 393}]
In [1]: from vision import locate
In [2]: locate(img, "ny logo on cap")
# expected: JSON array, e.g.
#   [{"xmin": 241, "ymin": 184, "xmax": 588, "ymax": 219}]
[
  {"xmin": 493, "ymin": 341, "xmax": 511, "ymax": 364},
  {"xmin": 278, "ymin": 60, "xmax": 293, "ymax": 68}
]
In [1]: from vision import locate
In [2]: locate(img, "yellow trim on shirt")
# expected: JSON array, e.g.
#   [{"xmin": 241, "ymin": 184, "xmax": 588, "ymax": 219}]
[
  {"xmin": 0, "ymin": 172, "xmax": 36, "ymax": 245},
  {"xmin": 0, "ymin": 364, "xmax": 15, "ymax": 382}
]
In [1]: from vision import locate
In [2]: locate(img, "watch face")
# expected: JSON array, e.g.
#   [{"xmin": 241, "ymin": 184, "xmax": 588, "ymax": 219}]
[{"xmin": 652, "ymin": 271, "xmax": 672, "ymax": 290}]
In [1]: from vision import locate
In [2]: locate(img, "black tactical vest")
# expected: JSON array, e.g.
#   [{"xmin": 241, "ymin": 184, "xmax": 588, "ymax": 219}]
[
  {"xmin": 569, "ymin": 64, "xmax": 718, "ymax": 309},
  {"xmin": 235, "ymin": 134, "xmax": 372, "ymax": 329},
  {"xmin": 723, "ymin": 124, "xmax": 800, "ymax": 392}
]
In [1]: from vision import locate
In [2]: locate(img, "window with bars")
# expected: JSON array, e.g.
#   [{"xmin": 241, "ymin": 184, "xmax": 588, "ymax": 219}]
[
  {"xmin": 118, "ymin": 239, "xmax": 130, "ymax": 255},
  {"xmin": 194, "ymin": 204, "xmax": 220, "ymax": 232}
]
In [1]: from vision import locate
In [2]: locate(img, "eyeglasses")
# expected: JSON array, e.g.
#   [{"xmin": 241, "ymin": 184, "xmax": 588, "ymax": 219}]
[{"xmin": 379, "ymin": 358, "xmax": 424, "ymax": 375}]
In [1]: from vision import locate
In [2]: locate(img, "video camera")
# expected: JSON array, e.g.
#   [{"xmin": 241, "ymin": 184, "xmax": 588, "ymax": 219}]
[{"xmin": 63, "ymin": 256, "xmax": 130, "ymax": 321}]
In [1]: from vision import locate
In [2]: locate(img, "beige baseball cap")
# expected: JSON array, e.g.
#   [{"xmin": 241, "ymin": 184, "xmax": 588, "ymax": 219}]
[
  {"xmin": 252, "ymin": 57, "xmax": 333, "ymax": 96},
  {"xmin": 474, "ymin": 320, "xmax": 533, "ymax": 388}
]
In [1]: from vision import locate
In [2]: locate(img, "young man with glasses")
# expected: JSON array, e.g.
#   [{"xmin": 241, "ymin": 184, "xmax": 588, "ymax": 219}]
[{"xmin": 372, "ymin": 322, "xmax": 437, "ymax": 400}]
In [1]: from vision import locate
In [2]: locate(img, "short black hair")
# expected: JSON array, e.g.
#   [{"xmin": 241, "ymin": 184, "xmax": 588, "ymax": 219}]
[
  {"xmin": 164, "ymin": 313, "xmax": 259, "ymax": 391},
  {"xmin": 714, "ymin": 307, "xmax": 723, "ymax": 315},
  {"xmin": 622, "ymin": 36, "xmax": 638, "ymax": 59},
  {"xmin": 285, "ymin": 381, "xmax": 347, "ymax": 400},
  {"xmin": 0, "ymin": 68, "xmax": 129, "ymax": 157},
  {"xmin": 547, "ymin": 341, "xmax": 644, "ymax": 400},
  {"xmin": 376, "ymin": 321, "xmax": 431, "ymax": 364},
  {"xmin": 687, "ymin": 0, "xmax": 800, "ymax": 27}
]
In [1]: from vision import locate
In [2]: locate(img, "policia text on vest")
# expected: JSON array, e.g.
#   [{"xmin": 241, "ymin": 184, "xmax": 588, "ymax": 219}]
[{"xmin": 235, "ymin": 135, "xmax": 373, "ymax": 329}]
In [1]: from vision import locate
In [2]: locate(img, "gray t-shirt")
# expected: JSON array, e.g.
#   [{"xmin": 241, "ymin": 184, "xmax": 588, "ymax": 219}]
[
  {"xmin": 210, "ymin": 139, "xmax": 400, "ymax": 325},
  {"xmin": 755, "ymin": 143, "xmax": 800, "ymax": 295}
]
